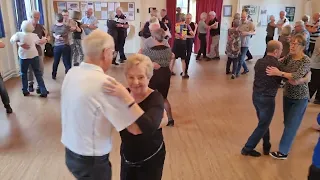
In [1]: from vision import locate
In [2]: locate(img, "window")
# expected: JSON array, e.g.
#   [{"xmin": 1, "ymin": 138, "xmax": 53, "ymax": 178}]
[
  {"xmin": 13, "ymin": 0, "xmax": 29, "ymax": 31},
  {"xmin": 0, "ymin": 7, "xmax": 5, "ymax": 38},
  {"xmin": 176, "ymin": 0, "xmax": 196, "ymax": 22}
]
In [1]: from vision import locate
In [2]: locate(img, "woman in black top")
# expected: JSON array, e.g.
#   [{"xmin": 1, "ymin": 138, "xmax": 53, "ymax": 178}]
[
  {"xmin": 71, "ymin": 11, "xmax": 83, "ymax": 66},
  {"xmin": 141, "ymin": 28, "xmax": 175, "ymax": 126},
  {"xmin": 108, "ymin": 54, "xmax": 167, "ymax": 180},
  {"xmin": 185, "ymin": 13, "xmax": 197, "ymax": 76},
  {"xmin": 107, "ymin": 12, "xmax": 119, "ymax": 65},
  {"xmin": 115, "ymin": 7, "xmax": 129, "ymax": 63}
]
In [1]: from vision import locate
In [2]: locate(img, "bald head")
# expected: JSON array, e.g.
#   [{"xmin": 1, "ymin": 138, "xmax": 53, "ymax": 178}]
[
  {"xmin": 87, "ymin": 8, "xmax": 93, "ymax": 17},
  {"xmin": 266, "ymin": 40, "xmax": 283, "ymax": 58},
  {"xmin": 313, "ymin": 13, "xmax": 320, "ymax": 22}
]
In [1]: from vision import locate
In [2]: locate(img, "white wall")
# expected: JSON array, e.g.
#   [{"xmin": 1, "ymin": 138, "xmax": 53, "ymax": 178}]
[
  {"xmin": 48, "ymin": 0, "xmax": 166, "ymax": 53},
  {"xmin": 220, "ymin": 0, "xmax": 305, "ymax": 56},
  {"xmin": 311, "ymin": 0, "xmax": 320, "ymax": 14},
  {"xmin": 0, "ymin": 0, "xmax": 21, "ymax": 80}
]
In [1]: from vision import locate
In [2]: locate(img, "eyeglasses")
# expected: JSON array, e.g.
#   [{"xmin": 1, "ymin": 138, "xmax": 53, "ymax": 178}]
[{"xmin": 290, "ymin": 42, "xmax": 303, "ymax": 47}]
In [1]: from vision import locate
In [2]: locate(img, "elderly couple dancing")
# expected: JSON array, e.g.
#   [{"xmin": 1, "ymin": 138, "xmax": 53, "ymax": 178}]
[
  {"xmin": 241, "ymin": 37, "xmax": 311, "ymax": 160},
  {"xmin": 61, "ymin": 30, "xmax": 167, "ymax": 180}
]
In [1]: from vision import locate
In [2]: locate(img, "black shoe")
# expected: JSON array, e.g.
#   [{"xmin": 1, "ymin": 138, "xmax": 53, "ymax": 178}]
[
  {"xmin": 231, "ymin": 74, "xmax": 236, "ymax": 79},
  {"xmin": 52, "ymin": 75, "xmax": 56, "ymax": 80},
  {"xmin": 40, "ymin": 94, "xmax": 47, "ymax": 98},
  {"xmin": 241, "ymin": 149, "xmax": 261, "ymax": 157},
  {"xmin": 36, "ymin": 88, "xmax": 49, "ymax": 95},
  {"xmin": 214, "ymin": 56, "xmax": 220, "ymax": 60},
  {"xmin": 241, "ymin": 70, "xmax": 249, "ymax": 75},
  {"xmin": 314, "ymin": 100, "xmax": 320, "ymax": 105},
  {"xmin": 269, "ymin": 151, "xmax": 288, "ymax": 160},
  {"xmin": 263, "ymin": 145, "xmax": 271, "ymax": 155},
  {"xmin": 4, "ymin": 105, "xmax": 12, "ymax": 114},
  {"xmin": 28, "ymin": 82, "xmax": 34, "ymax": 92},
  {"xmin": 226, "ymin": 71, "xmax": 231, "ymax": 75},
  {"xmin": 167, "ymin": 119, "xmax": 175, "ymax": 127},
  {"xmin": 183, "ymin": 74, "xmax": 189, "ymax": 79},
  {"xmin": 112, "ymin": 62, "xmax": 119, "ymax": 65},
  {"xmin": 23, "ymin": 92, "xmax": 30, "ymax": 96},
  {"xmin": 245, "ymin": 58, "xmax": 253, "ymax": 61},
  {"xmin": 73, "ymin": 63, "xmax": 80, "ymax": 66}
]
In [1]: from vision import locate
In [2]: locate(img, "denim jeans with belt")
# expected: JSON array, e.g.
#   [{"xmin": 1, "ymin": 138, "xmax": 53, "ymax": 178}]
[
  {"xmin": 65, "ymin": 148, "xmax": 112, "ymax": 180},
  {"xmin": 236, "ymin": 47, "xmax": 249, "ymax": 75},
  {"xmin": 279, "ymin": 96, "xmax": 308, "ymax": 155},
  {"xmin": 243, "ymin": 92, "xmax": 274, "ymax": 151}
]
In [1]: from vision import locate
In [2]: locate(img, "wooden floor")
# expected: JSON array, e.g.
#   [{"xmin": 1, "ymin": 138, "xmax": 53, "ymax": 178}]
[{"xmin": 0, "ymin": 55, "xmax": 319, "ymax": 180}]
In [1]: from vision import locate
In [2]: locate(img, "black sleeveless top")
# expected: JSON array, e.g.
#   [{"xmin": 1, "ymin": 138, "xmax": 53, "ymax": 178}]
[{"xmin": 187, "ymin": 22, "xmax": 196, "ymax": 35}]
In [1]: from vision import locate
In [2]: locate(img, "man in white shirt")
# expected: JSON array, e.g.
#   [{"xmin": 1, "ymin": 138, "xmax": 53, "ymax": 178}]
[
  {"xmin": 276, "ymin": 11, "xmax": 290, "ymax": 38},
  {"xmin": 61, "ymin": 29, "xmax": 144, "ymax": 180}
]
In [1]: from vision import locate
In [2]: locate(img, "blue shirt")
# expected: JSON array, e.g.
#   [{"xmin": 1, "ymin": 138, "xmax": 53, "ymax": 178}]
[
  {"xmin": 81, "ymin": 16, "xmax": 98, "ymax": 35},
  {"xmin": 312, "ymin": 113, "xmax": 320, "ymax": 168}
]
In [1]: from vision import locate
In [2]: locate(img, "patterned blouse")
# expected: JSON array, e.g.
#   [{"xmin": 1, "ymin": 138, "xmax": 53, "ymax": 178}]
[
  {"xmin": 281, "ymin": 55, "xmax": 311, "ymax": 99},
  {"xmin": 142, "ymin": 45, "xmax": 172, "ymax": 67},
  {"xmin": 225, "ymin": 28, "xmax": 241, "ymax": 58}
]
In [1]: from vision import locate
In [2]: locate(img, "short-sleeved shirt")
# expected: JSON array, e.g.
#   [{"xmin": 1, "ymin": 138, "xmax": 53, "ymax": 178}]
[
  {"xmin": 225, "ymin": 28, "xmax": 241, "ymax": 58},
  {"xmin": 198, "ymin": 20, "xmax": 207, "ymax": 34},
  {"xmin": 51, "ymin": 24, "xmax": 70, "ymax": 46},
  {"xmin": 277, "ymin": 17, "xmax": 289, "ymax": 36},
  {"xmin": 239, "ymin": 20, "xmax": 253, "ymax": 47},
  {"xmin": 81, "ymin": 16, "xmax": 98, "ymax": 35},
  {"xmin": 10, "ymin": 32, "xmax": 40, "ymax": 59},
  {"xmin": 280, "ymin": 55, "xmax": 311, "ymax": 99},
  {"xmin": 309, "ymin": 20, "xmax": 320, "ymax": 44},
  {"xmin": 208, "ymin": 18, "xmax": 220, "ymax": 36},
  {"xmin": 61, "ymin": 62, "xmax": 141, "ymax": 156}
]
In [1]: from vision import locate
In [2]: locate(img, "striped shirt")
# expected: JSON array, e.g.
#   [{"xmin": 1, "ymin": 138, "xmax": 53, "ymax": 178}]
[{"xmin": 309, "ymin": 20, "xmax": 320, "ymax": 44}]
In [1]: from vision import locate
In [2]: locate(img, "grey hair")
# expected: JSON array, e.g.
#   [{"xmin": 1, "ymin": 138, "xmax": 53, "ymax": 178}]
[
  {"xmin": 82, "ymin": 29, "xmax": 115, "ymax": 59},
  {"xmin": 124, "ymin": 54, "xmax": 154, "ymax": 79},
  {"xmin": 20, "ymin": 20, "xmax": 34, "ymax": 32},
  {"xmin": 109, "ymin": 12, "xmax": 116, "ymax": 20},
  {"xmin": 282, "ymin": 24, "xmax": 293, "ymax": 36},
  {"xmin": 233, "ymin": 19, "xmax": 240, "ymax": 28},
  {"xmin": 151, "ymin": 28, "xmax": 166, "ymax": 43},
  {"xmin": 295, "ymin": 20, "xmax": 306, "ymax": 28},
  {"xmin": 149, "ymin": 16, "xmax": 159, "ymax": 24},
  {"xmin": 200, "ymin": 12, "xmax": 207, "ymax": 20},
  {"xmin": 116, "ymin": 7, "xmax": 123, "ymax": 13},
  {"xmin": 149, "ymin": 22, "xmax": 160, "ymax": 31},
  {"xmin": 302, "ymin": 14, "xmax": 310, "ymax": 23},
  {"xmin": 30, "ymin": 10, "xmax": 40, "ymax": 18},
  {"xmin": 209, "ymin": 11, "xmax": 216, "ymax": 16},
  {"xmin": 233, "ymin": 13, "xmax": 240, "ymax": 20}
]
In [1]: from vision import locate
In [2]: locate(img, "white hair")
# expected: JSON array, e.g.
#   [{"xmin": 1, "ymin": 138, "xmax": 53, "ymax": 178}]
[
  {"xmin": 116, "ymin": 7, "xmax": 123, "ymax": 13},
  {"xmin": 149, "ymin": 22, "xmax": 160, "ymax": 31},
  {"xmin": 82, "ymin": 29, "xmax": 114, "ymax": 58},
  {"xmin": 200, "ymin": 12, "xmax": 207, "ymax": 20},
  {"xmin": 209, "ymin": 11, "xmax": 216, "ymax": 16},
  {"xmin": 30, "ymin": 10, "xmax": 40, "ymax": 18},
  {"xmin": 20, "ymin": 20, "xmax": 34, "ymax": 33},
  {"xmin": 109, "ymin": 12, "xmax": 116, "ymax": 20},
  {"xmin": 295, "ymin": 20, "xmax": 305, "ymax": 28}
]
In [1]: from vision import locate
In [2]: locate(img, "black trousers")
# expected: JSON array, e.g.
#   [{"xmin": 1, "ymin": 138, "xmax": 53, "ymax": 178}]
[
  {"xmin": 309, "ymin": 43, "xmax": 315, "ymax": 57},
  {"xmin": 117, "ymin": 34, "xmax": 127, "ymax": 60},
  {"xmin": 308, "ymin": 164, "xmax": 320, "ymax": 180},
  {"xmin": 226, "ymin": 57, "xmax": 239, "ymax": 74},
  {"xmin": 264, "ymin": 36, "xmax": 274, "ymax": 57},
  {"xmin": 309, "ymin": 68, "xmax": 320, "ymax": 100},
  {"xmin": 65, "ymin": 148, "xmax": 112, "ymax": 180},
  {"xmin": 120, "ymin": 144, "xmax": 166, "ymax": 180},
  {"xmin": 246, "ymin": 49, "xmax": 253, "ymax": 59},
  {"xmin": 197, "ymin": 33, "xmax": 207, "ymax": 58},
  {"xmin": 186, "ymin": 38, "xmax": 194, "ymax": 73},
  {"xmin": 0, "ymin": 74, "xmax": 10, "ymax": 106}
]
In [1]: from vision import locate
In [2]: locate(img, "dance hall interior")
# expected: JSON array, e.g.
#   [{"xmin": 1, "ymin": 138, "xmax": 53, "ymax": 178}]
[{"xmin": 0, "ymin": 0, "xmax": 320, "ymax": 179}]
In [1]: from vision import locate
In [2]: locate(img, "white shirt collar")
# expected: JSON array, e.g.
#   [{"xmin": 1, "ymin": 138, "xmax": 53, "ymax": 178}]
[{"xmin": 80, "ymin": 62, "xmax": 104, "ymax": 73}]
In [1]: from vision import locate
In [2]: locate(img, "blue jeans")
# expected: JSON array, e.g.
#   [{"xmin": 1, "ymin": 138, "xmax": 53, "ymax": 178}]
[
  {"xmin": 20, "ymin": 57, "xmax": 48, "ymax": 94},
  {"xmin": 52, "ymin": 44, "xmax": 71, "ymax": 77},
  {"xmin": 236, "ymin": 47, "xmax": 249, "ymax": 75},
  {"xmin": 279, "ymin": 96, "xmax": 308, "ymax": 155},
  {"xmin": 243, "ymin": 92, "xmax": 274, "ymax": 151}
]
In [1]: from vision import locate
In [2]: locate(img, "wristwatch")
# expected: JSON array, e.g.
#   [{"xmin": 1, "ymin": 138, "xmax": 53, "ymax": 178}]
[{"xmin": 281, "ymin": 72, "xmax": 285, "ymax": 77}]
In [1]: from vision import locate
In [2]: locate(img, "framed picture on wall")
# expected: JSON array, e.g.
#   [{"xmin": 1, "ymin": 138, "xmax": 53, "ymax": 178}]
[
  {"xmin": 285, "ymin": 7, "xmax": 295, "ymax": 22},
  {"xmin": 223, "ymin": 5, "xmax": 232, "ymax": 17}
]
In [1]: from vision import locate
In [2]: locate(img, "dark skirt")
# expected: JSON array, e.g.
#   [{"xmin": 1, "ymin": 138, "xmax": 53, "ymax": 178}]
[
  {"xmin": 149, "ymin": 67, "xmax": 171, "ymax": 99},
  {"xmin": 172, "ymin": 39, "xmax": 187, "ymax": 59}
]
